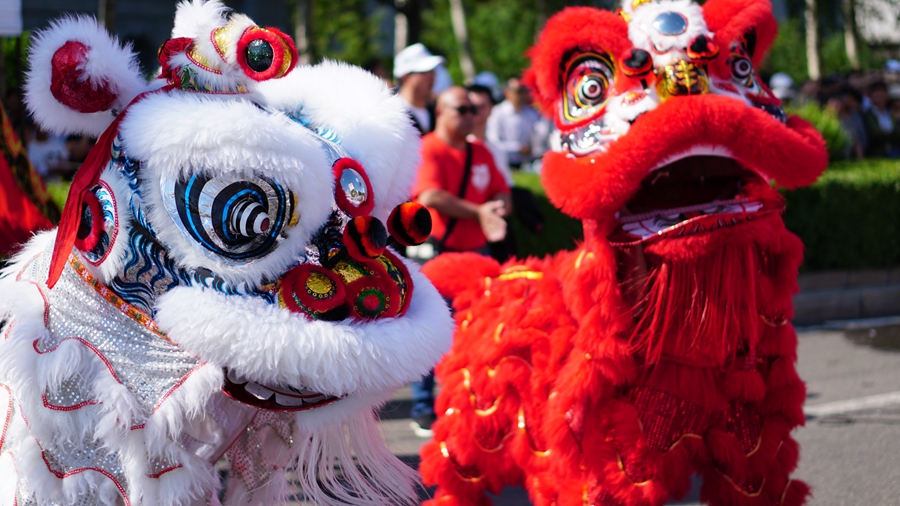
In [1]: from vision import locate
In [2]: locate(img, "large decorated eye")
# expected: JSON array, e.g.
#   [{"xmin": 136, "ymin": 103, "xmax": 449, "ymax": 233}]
[
  {"xmin": 236, "ymin": 27, "xmax": 298, "ymax": 81},
  {"xmin": 562, "ymin": 53, "xmax": 615, "ymax": 125},
  {"xmin": 160, "ymin": 172, "xmax": 295, "ymax": 263},
  {"xmin": 731, "ymin": 57, "xmax": 753, "ymax": 85}
]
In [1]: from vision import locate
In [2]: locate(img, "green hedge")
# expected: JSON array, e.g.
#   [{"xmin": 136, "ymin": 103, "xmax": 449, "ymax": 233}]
[
  {"xmin": 783, "ymin": 159, "xmax": 900, "ymax": 270},
  {"xmin": 510, "ymin": 172, "xmax": 582, "ymax": 258}
]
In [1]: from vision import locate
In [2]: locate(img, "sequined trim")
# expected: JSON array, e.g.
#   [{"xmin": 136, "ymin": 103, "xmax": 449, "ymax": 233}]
[
  {"xmin": 16, "ymin": 254, "xmax": 49, "ymax": 326},
  {"xmin": 32, "ymin": 432, "xmax": 130, "ymax": 506},
  {"xmin": 41, "ymin": 377, "xmax": 98, "ymax": 411},
  {"xmin": 69, "ymin": 255, "xmax": 167, "ymax": 339},
  {"xmin": 186, "ymin": 46, "xmax": 223, "ymax": 75},
  {"xmin": 0, "ymin": 384, "xmax": 11, "ymax": 451}
]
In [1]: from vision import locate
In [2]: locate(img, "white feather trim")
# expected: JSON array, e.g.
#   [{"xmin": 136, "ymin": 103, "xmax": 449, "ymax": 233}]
[{"xmin": 172, "ymin": 0, "xmax": 230, "ymax": 39}]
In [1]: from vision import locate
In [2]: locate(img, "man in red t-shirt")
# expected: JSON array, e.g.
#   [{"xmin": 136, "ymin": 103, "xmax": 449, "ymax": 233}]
[
  {"xmin": 413, "ymin": 86, "xmax": 511, "ymax": 255},
  {"xmin": 407, "ymin": 87, "xmax": 511, "ymax": 438}
]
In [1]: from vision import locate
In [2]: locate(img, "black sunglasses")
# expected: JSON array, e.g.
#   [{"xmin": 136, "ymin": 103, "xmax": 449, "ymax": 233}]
[{"xmin": 453, "ymin": 105, "xmax": 479, "ymax": 115}]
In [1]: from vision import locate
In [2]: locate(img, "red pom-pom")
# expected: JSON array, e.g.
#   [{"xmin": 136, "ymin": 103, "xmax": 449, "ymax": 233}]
[
  {"xmin": 51, "ymin": 41, "xmax": 116, "ymax": 113},
  {"xmin": 73, "ymin": 189, "xmax": 104, "ymax": 253},
  {"xmin": 343, "ymin": 216, "xmax": 387, "ymax": 261},
  {"xmin": 620, "ymin": 47, "xmax": 652, "ymax": 77},
  {"xmin": 387, "ymin": 202, "xmax": 432, "ymax": 246}
]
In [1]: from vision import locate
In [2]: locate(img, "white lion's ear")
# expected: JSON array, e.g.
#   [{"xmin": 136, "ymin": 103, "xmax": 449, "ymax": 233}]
[{"xmin": 24, "ymin": 16, "xmax": 148, "ymax": 137}]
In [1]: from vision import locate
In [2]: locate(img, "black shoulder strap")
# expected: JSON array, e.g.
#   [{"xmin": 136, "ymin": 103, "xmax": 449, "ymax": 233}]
[{"xmin": 437, "ymin": 142, "xmax": 473, "ymax": 252}]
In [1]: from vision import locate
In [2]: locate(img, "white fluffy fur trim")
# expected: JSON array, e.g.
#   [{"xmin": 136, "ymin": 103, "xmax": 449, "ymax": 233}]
[
  {"xmin": 24, "ymin": 15, "xmax": 147, "ymax": 137},
  {"xmin": 255, "ymin": 60, "xmax": 422, "ymax": 222},
  {"xmin": 144, "ymin": 364, "xmax": 223, "ymax": 450},
  {"xmin": 120, "ymin": 92, "xmax": 333, "ymax": 286},
  {"xmin": 172, "ymin": 0, "xmax": 230, "ymax": 39},
  {"xmin": 154, "ymin": 253, "xmax": 453, "ymax": 396}
]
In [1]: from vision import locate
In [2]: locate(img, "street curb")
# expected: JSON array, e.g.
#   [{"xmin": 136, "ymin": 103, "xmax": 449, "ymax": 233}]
[{"xmin": 794, "ymin": 267, "xmax": 900, "ymax": 326}]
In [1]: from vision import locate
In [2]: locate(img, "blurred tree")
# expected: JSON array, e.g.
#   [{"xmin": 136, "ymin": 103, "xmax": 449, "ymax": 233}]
[{"xmin": 289, "ymin": 0, "xmax": 388, "ymax": 66}]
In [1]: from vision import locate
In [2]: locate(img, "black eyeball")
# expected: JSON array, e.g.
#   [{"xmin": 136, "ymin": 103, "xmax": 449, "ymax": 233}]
[{"xmin": 245, "ymin": 39, "xmax": 274, "ymax": 73}]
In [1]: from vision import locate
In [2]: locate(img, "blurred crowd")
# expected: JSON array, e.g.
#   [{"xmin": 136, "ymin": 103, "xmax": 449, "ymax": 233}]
[
  {"xmin": 3, "ymin": 86, "xmax": 94, "ymax": 183},
  {"xmin": 768, "ymin": 60, "xmax": 900, "ymax": 160},
  {"xmin": 366, "ymin": 46, "xmax": 554, "ymax": 177}
]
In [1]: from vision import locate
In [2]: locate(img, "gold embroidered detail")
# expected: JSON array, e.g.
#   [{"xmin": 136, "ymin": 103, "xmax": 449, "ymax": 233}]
[
  {"xmin": 212, "ymin": 25, "xmax": 235, "ymax": 60},
  {"xmin": 439, "ymin": 441, "xmax": 483, "ymax": 483},
  {"xmin": 461, "ymin": 368, "xmax": 502, "ymax": 416},
  {"xmin": 760, "ymin": 314, "xmax": 788, "ymax": 327},
  {"xmin": 720, "ymin": 471, "xmax": 765, "ymax": 498},
  {"xmin": 518, "ymin": 408, "xmax": 551, "ymax": 456},
  {"xmin": 617, "ymin": 453, "xmax": 651, "ymax": 485},
  {"xmin": 493, "ymin": 322, "xmax": 505, "ymax": 343},
  {"xmin": 498, "ymin": 266, "xmax": 544, "ymax": 281},
  {"xmin": 575, "ymin": 250, "xmax": 595, "ymax": 269}
]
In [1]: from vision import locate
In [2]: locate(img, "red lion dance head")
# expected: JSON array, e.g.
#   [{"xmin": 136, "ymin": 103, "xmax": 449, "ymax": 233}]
[{"xmin": 419, "ymin": 0, "xmax": 827, "ymax": 505}]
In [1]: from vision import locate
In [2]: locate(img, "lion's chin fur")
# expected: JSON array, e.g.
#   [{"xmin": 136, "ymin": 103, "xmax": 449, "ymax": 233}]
[{"xmin": 615, "ymin": 215, "xmax": 803, "ymax": 367}]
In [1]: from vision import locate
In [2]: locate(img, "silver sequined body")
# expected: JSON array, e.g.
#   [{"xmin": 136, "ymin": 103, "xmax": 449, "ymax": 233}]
[{"xmin": 0, "ymin": 247, "xmax": 274, "ymax": 505}]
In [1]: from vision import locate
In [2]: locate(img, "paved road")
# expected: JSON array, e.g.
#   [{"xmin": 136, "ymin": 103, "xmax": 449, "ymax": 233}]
[{"xmin": 370, "ymin": 322, "xmax": 900, "ymax": 505}]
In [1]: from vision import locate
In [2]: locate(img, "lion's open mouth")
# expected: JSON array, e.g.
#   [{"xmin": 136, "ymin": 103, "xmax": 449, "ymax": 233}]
[
  {"xmin": 609, "ymin": 155, "xmax": 783, "ymax": 246},
  {"xmin": 222, "ymin": 368, "xmax": 342, "ymax": 411}
]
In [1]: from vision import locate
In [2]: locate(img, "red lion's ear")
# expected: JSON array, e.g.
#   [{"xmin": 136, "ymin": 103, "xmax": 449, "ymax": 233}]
[
  {"xmin": 524, "ymin": 7, "xmax": 630, "ymax": 118},
  {"xmin": 25, "ymin": 16, "xmax": 147, "ymax": 138},
  {"xmin": 702, "ymin": 0, "xmax": 778, "ymax": 67}
]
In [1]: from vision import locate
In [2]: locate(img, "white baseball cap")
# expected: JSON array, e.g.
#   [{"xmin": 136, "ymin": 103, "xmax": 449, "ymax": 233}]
[{"xmin": 393, "ymin": 43, "xmax": 445, "ymax": 78}]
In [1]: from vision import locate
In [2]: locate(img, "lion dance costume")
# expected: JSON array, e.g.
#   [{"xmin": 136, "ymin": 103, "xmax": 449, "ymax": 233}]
[
  {"xmin": 0, "ymin": 1, "xmax": 453, "ymax": 504},
  {"xmin": 419, "ymin": 0, "xmax": 827, "ymax": 504}
]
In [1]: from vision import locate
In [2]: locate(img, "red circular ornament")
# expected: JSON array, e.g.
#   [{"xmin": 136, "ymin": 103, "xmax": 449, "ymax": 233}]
[{"xmin": 280, "ymin": 263, "xmax": 346, "ymax": 318}]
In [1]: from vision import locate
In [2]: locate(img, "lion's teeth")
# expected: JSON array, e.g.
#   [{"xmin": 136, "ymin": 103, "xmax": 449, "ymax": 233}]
[
  {"xmin": 227, "ymin": 369, "xmax": 247, "ymax": 384},
  {"xmin": 245, "ymin": 381, "xmax": 273, "ymax": 400},
  {"xmin": 275, "ymin": 393, "xmax": 306, "ymax": 407}
]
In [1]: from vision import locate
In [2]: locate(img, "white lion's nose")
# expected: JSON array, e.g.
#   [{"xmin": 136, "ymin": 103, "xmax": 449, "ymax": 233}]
[{"xmin": 653, "ymin": 11, "xmax": 688, "ymax": 35}]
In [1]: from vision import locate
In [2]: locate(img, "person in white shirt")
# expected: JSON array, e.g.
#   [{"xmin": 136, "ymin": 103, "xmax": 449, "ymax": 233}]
[
  {"xmin": 393, "ymin": 43, "xmax": 445, "ymax": 135},
  {"xmin": 486, "ymin": 77, "xmax": 541, "ymax": 169}
]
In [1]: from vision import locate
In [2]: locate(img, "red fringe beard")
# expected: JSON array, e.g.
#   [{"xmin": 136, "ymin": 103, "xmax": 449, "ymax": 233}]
[{"xmin": 616, "ymin": 240, "xmax": 763, "ymax": 367}]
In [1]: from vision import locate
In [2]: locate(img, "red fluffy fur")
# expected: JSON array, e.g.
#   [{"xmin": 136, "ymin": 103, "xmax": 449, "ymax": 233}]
[{"xmin": 419, "ymin": 1, "xmax": 824, "ymax": 504}]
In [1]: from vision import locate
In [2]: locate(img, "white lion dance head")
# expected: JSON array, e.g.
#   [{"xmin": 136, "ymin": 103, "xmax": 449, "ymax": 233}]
[{"xmin": 0, "ymin": 1, "xmax": 452, "ymax": 504}]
